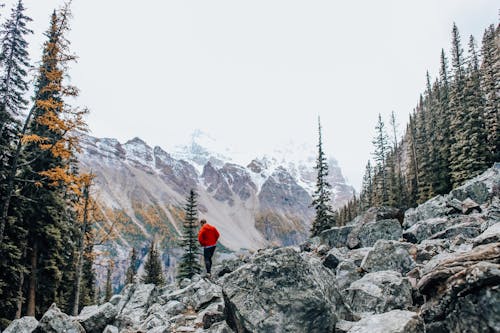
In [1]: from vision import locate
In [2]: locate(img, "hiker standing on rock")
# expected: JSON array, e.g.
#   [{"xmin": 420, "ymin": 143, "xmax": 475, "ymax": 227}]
[{"xmin": 198, "ymin": 219, "xmax": 220, "ymax": 277}]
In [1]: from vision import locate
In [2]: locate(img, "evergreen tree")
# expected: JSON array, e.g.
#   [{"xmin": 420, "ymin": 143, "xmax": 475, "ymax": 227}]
[
  {"xmin": 142, "ymin": 239, "xmax": 165, "ymax": 285},
  {"xmin": 0, "ymin": 0, "xmax": 32, "ymax": 140},
  {"xmin": 460, "ymin": 35, "xmax": 489, "ymax": 177},
  {"xmin": 125, "ymin": 247, "xmax": 138, "ymax": 284},
  {"xmin": 448, "ymin": 23, "xmax": 469, "ymax": 187},
  {"xmin": 177, "ymin": 189, "xmax": 202, "ymax": 280},
  {"xmin": 406, "ymin": 113, "xmax": 419, "ymax": 207},
  {"xmin": 434, "ymin": 49, "xmax": 452, "ymax": 194},
  {"xmin": 310, "ymin": 117, "xmax": 335, "ymax": 236},
  {"xmin": 480, "ymin": 25, "xmax": 499, "ymax": 163},
  {"xmin": 360, "ymin": 160, "xmax": 373, "ymax": 210},
  {"xmin": 372, "ymin": 113, "xmax": 390, "ymax": 205}
]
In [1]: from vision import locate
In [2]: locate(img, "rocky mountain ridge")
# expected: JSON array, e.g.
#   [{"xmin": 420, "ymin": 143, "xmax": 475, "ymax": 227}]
[
  {"xmin": 6, "ymin": 163, "xmax": 499, "ymax": 332},
  {"xmin": 77, "ymin": 132, "xmax": 354, "ymax": 284}
]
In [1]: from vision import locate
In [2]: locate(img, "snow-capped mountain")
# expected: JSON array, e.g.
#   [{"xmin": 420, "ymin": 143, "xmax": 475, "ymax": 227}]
[{"xmin": 77, "ymin": 131, "xmax": 354, "ymax": 282}]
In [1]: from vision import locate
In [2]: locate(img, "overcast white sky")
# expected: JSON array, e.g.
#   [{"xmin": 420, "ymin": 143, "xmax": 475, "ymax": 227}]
[{"xmin": 4, "ymin": 0, "xmax": 498, "ymax": 190}]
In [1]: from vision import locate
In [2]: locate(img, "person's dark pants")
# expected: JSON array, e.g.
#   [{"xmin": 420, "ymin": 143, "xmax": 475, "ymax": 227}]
[{"xmin": 203, "ymin": 246, "xmax": 216, "ymax": 274}]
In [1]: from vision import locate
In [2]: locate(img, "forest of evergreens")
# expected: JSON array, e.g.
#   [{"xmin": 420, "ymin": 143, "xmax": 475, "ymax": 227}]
[{"xmin": 335, "ymin": 22, "xmax": 499, "ymax": 226}]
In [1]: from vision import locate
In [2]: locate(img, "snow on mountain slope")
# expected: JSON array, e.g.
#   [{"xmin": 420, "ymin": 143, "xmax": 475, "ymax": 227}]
[{"xmin": 78, "ymin": 132, "xmax": 355, "ymax": 285}]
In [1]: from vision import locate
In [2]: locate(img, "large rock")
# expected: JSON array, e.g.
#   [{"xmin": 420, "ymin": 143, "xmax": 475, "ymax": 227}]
[
  {"xmin": 336, "ymin": 260, "xmax": 362, "ymax": 291},
  {"xmin": 34, "ymin": 304, "xmax": 85, "ymax": 333},
  {"xmin": 449, "ymin": 164, "xmax": 500, "ymax": 205},
  {"xmin": 115, "ymin": 283, "xmax": 155, "ymax": 330},
  {"xmin": 344, "ymin": 270, "xmax": 413, "ymax": 314},
  {"xmin": 341, "ymin": 310, "xmax": 424, "ymax": 333},
  {"xmin": 3, "ymin": 316, "xmax": 38, "ymax": 333},
  {"xmin": 346, "ymin": 207, "xmax": 403, "ymax": 249},
  {"xmin": 222, "ymin": 247, "xmax": 352, "ymax": 333},
  {"xmin": 320, "ymin": 226, "xmax": 354, "ymax": 248},
  {"xmin": 474, "ymin": 222, "xmax": 500, "ymax": 246},
  {"xmin": 360, "ymin": 240, "xmax": 416, "ymax": 274},
  {"xmin": 164, "ymin": 278, "xmax": 222, "ymax": 311},
  {"xmin": 77, "ymin": 302, "xmax": 117, "ymax": 333},
  {"xmin": 418, "ymin": 243, "xmax": 500, "ymax": 332}
]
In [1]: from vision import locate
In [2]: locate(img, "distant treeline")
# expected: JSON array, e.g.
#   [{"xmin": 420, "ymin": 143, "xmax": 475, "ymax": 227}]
[{"xmin": 337, "ymin": 22, "xmax": 499, "ymax": 225}]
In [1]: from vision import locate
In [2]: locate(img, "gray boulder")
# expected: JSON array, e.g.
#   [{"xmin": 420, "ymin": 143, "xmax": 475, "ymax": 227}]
[
  {"xmin": 449, "ymin": 164, "xmax": 499, "ymax": 205},
  {"xmin": 348, "ymin": 219, "xmax": 402, "ymax": 249},
  {"xmin": 34, "ymin": 304, "xmax": 85, "ymax": 333},
  {"xmin": 403, "ymin": 217, "xmax": 451, "ymax": 243},
  {"xmin": 3, "ymin": 316, "xmax": 38, "ymax": 333},
  {"xmin": 336, "ymin": 260, "xmax": 362, "ymax": 291},
  {"xmin": 115, "ymin": 283, "xmax": 155, "ymax": 330},
  {"xmin": 343, "ymin": 247, "xmax": 371, "ymax": 266},
  {"xmin": 361, "ymin": 240, "xmax": 416, "ymax": 274},
  {"xmin": 164, "ymin": 278, "xmax": 222, "ymax": 311},
  {"xmin": 473, "ymin": 222, "xmax": 500, "ymax": 246},
  {"xmin": 77, "ymin": 302, "xmax": 117, "ymax": 333},
  {"xmin": 344, "ymin": 270, "xmax": 413, "ymax": 314},
  {"xmin": 342, "ymin": 310, "xmax": 424, "ymax": 333},
  {"xmin": 222, "ymin": 247, "xmax": 352, "ymax": 333},
  {"xmin": 323, "ymin": 248, "xmax": 346, "ymax": 269},
  {"xmin": 321, "ymin": 225, "xmax": 354, "ymax": 248}
]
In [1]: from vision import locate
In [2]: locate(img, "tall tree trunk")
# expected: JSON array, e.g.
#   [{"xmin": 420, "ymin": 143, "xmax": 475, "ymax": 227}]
[
  {"xmin": 72, "ymin": 182, "xmax": 90, "ymax": 316},
  {"xmin": 26, "ymin": 242, "xmax": 37, "ymax": 317},
  {"xmin": 15, "ymin": 244, "xmax": 27, "ymax": 319}
]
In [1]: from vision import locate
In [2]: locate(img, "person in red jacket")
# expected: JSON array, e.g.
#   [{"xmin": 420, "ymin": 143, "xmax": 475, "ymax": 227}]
[{"xmin": 198, "ymin": 219, "xmax": 220, "ymax": 276}]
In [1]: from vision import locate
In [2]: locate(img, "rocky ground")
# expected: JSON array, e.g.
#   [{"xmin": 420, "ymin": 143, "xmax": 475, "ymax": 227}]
[{"xmin": 4, "ymin": 164, "xmax": 499, "ymax": 333}]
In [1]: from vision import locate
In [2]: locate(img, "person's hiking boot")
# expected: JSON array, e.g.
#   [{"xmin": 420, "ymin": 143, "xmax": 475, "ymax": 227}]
[{"xmin": 203, "ymin": 272, "xmax": 212, "ymax": 280}]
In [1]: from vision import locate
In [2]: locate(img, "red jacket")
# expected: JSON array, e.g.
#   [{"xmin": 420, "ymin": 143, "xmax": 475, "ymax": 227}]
[{"xmin": 198, "ymin": 223, "xmax": 220, "ymax": 247}]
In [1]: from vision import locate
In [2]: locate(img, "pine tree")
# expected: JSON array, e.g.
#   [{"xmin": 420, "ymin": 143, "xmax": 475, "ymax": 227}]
[
  {"xmin": 460, "ymin": 35, "xmax": 489, "ymax": 177},
  {"xmin": 434, "ymin": 49, "xmax": 452, "ymax": 194},
  {"xmin": 372, "ymin": 113, "xmax": 390, "ymax": 206},
  {"xmin": 405, "ymin": 113, "xmax": 419, "ymax": 207},
  {"xmin": 0, "ymin": 0, "xmax": 32, "ymax": 140},
  {"xmin": 177, "ymin": 189, "xmax": 202, "ymax": 280},
  {"xmin": 142, "ymin": 239, "xmax": 165, "ymax": 285},
  {"xmin": 360, "ymin": 160, "xmax": 373, "ymax": 210},
  {"xmin": 125, "ymin": 247, "xmax": 138, "ymax": 284},
  {"xmin": 480, "ymin": 24, "xmax": 499, "ymax": 163},
  {"xmin": 310, "ymin": 117, "xmax": 335, "ymax": 236},
  {"xmin": 448, "ymin": 23, "xmax": 469, "ymax": 187}
]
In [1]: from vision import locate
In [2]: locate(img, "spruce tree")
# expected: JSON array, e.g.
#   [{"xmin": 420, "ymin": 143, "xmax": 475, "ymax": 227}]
[
  {"xmin": 310, "ymin": 117, "xmax": 335, "ymax": 236},
  {"xmin": 0, "ymin": 0, "xmax": 32, "ymax": 140},
  {"xmin": 177, "ymin": 189, "xmax": 202, "ymax": 280},
  {"xmin": 372, "ymin": 113, "xmax": 390, "ymax": 206},
  {"xmin": 448, "ymin": 23, "xmax": 469, "ymax": 187},
  {"xmin": 142, "ymin": 239, "xmax": 165, "ymax": 285},
  {"xmin": 480, "ymin": 25, "xmax": 499, "ymax": 163},
  {"xmin": 125, "ymin": 247, "xmax": 138, "ymax": 284},
  {"xmin": 360, "ymin": 160, "xmax": 373, "ymax": 210},
  {"xmin": 460, "ymin": 35, "xmax": 489, "ymax": 177},
  {"xmin": 435, "ymin": 49, "xmax": 452, "ymax": 194}
]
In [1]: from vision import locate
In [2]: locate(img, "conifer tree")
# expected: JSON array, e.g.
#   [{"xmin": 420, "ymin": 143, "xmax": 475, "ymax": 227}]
[
  {"xmin": 142, "ymin": 239, "xmax": 165, "ymax": 285},
  {"xmin": 177, "ymin": 189, "xmax": 202, "ymax": 280},
  {"xmin": 434, "ymin": 49, "xmax": 452, "ymax": 194},
  {"xmin": 480, "ymin": 25, "xmax": 499, "ymax": 163},
  {"xmin": 460, "ymin": 36, "xmax": 489, "ymax": 177},
  {"xmin": 125, "ymin": 247, "xmax": 138, "ymax": 284},
  {"xmin": 360, "ymin": 160, "xmax": 373, "ymax": 210},
  {"xmin": 0, "ymin": 0, "xmax": 32, "ymax": 140},
  {"xmin": 310, "ymin": 117, "xmax": 335, "ymax": 236},
  {"xmin": 372, "ymin": 113, "xmax": 390, "ymax": 205},
  {"xmin": 448, "ymin": 23, "xmax": 469, "ymax": 187},
  {"xmin": 388, "ymin": 111, "xmax": 403, "ymax": 207}
]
